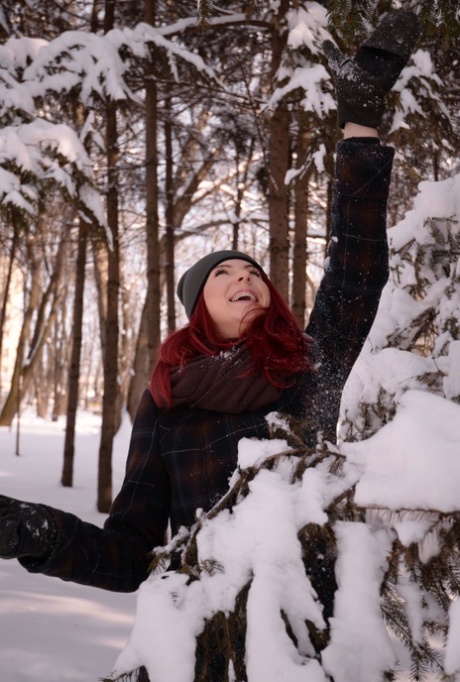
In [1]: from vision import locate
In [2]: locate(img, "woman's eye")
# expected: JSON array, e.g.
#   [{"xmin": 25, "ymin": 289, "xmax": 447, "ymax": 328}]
[
  {"xmin": 214, "ymin": 268, "xmax": 228, "ymax": 276},
  {"xmin": 250, "ymin": 269, "xmax": 261, "ymax": 278}
]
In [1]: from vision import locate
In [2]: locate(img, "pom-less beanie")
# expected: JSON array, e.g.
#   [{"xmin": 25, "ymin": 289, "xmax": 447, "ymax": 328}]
[{"xmin": 177, "ymin": 250, "xmax": 263, "ymax": 319}]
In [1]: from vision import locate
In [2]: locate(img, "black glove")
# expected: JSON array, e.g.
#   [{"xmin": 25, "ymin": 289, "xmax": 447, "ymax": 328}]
[
  {"xmin": 0, "ymin": 494, "xmax": 56, "ymax": 560},
  {"xmin": 323, "ymin": 10, "xmax": 420, "ymax": 129}
]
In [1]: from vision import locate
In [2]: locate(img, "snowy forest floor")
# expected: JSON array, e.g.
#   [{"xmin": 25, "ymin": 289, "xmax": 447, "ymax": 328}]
[
  {"xmin": 0, "ymin": 408, "xmax": 441, "ymax": 681},
  {"xmin": 0, "ymin": 409, "xmax": 135, "ymax": 681}
]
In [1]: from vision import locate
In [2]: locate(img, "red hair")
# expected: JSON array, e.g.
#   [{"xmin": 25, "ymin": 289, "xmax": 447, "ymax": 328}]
[{"xmin": 150, "ymin": 272, "xmax": 314, "ymax": 409}]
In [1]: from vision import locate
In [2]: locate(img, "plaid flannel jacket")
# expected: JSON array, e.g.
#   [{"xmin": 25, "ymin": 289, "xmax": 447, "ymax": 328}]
[{"xmin": 21, "ymin": 139, "xmax": 395, "ymax": 592}]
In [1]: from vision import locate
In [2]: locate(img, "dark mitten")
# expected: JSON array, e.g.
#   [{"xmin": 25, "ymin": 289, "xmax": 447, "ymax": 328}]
[
  {"xmin": 0, "ymin": 494, "xmax": 56, "ymax": 559},
  {"xmin": 323, "ymin": 10, "xmax": 420, "ymax": 128}
]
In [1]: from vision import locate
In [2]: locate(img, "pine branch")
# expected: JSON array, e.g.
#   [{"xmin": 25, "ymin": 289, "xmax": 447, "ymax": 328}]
[
  {"xmin": 99, "ymin": 666, "xmax": 150, "ymax": 682},
  {"xmin": 196, "ymin": 0, "xmax": 214, "ymax": 30}
]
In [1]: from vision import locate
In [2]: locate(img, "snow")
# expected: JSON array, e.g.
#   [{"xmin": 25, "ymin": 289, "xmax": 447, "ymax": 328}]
[
  {"xmin": 5, "ymin": 380, "xmax": 458, "ymax": 681},
  {"xmin": 109, "ymin": 441, "xmax": 326, "ymax": 682},
  {"xmin": 445, "ymin": 598, "xmax": 460, "ymax": 674},
  {"xmin": 343, "ymin": 390, "xmax": 460, "ymax": 512},
  {"xmin": 321, "ymin": 523, "xmax": 396, "ymax": 682},
  {"xmin": 0, "ymin": 5, "xmax": 459, "ymax": 681},
  {"xmin": 111, "ymin": 572, "xmax": 206, "ymax": 682},
  {"xmin": 22, "ymin": 31, "xmax": 133, "ymax": 104},
  {"xmin": 106, "ymin": 163, "xmax": 460, "ymax": 680},
  {"xmin": 286, "ymin": 4, "xmax": 330, "ymax": 55},
  {"xmin": 4, "ymin": 163, "xmax": 460, "ymax": 681},
  {"xmin": 106, "ymin": 390, "xmax": 460, "ymax": 682},
  {"xmin": 0, "ymin": 411, "xmax": 136, "ymax": 681},
  {"xmin": 268, "ymin": 4, "xmax": 333, "ymax": 122}
]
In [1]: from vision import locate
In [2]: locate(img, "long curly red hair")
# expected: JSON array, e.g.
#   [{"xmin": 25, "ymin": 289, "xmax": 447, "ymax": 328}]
[{"xmin": 150, "ymin": 271, "xmax": 313, "ymax": 409}]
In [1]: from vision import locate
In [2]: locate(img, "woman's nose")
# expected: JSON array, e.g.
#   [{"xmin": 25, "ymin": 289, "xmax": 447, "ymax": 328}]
[{"xmin": 236, "ymin": 271, "xmax": 250, "ymax": 281}]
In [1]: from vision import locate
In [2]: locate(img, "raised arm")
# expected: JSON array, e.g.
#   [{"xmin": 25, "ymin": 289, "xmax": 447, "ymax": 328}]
[{"xmin": 305, "ymin": 10, "xmax": 420, "ymax": 441}]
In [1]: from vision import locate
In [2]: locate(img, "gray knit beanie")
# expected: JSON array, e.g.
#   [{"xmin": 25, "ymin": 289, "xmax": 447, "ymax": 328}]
[{"xmin": 177, "ymin": 250, "xmax": 263, "ymax": 319}]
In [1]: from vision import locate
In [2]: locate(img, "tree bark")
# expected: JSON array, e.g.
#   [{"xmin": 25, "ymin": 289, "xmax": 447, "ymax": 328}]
[
  {"xmin": 126, "ymin": 296, "xmax": 151, "ymax": 420},
  {"xmin": 97, "ymin": 0, "xmax": 120, "ymax": 513},
  {"xmin": 292, "ymin": 184, "xmax": 309, "ymax": 328},
  {"xmin": 291, "ymin": 125, "xmax": 311, "ymax": 328},
  {"xmin": 127, "ymin": 92, "xmax": 222, "ymax": 420},
  {"xmin": 91, "ymin": 236, "xmax": 108, "ymax": 363},
  {"xmin": 232, "ymin": 136, "xmax": 256, "ymax": 250},
  {"xmin": 51, "ymin": 300, "xmax": 68, "ymax": 421},
  {"xmin": 0, "ymin": 223, "xmax": 66, "ymax": 426},
  {"xmin": 0, "ymin": 225, "xmax": 18, "ymax": 401},
  {"xmin": 62, "ymin": 220, "xmax": 88, "ymax": 487},
  {"xmin": 144, "ymin": 0, "xmax": 162, "ymax": 371},
  {"xmin": 267, "ymin": 0, "xmax": 290, "ymax": 300},
  {"xmin": 164, "ymin": 93, "xmax": 176, "ymax": 335},
  {"xmin": 97, "ymin": 95, "xmax": 119, "ymax": 513}
]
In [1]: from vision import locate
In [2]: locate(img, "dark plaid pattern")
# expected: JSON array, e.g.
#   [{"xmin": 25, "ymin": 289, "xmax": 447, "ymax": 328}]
[{"xmin": 20, "ymin": 139, "xmax": 395, "ymax": 592}]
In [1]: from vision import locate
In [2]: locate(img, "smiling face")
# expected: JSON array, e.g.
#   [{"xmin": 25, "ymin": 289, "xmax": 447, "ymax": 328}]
[{"xmin": 202, "ymin": 259, "xmax": 271, "ymax": 339}]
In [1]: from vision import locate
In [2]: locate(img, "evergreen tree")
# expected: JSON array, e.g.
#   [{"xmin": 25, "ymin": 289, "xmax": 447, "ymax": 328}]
[{"xmin": 103, "ymin": 162, "xmax": 460, "ymax": 682}]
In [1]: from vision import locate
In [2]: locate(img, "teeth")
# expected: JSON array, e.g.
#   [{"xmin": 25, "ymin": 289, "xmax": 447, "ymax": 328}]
[{"xmin": 231, "ymin": 291, "xmax": 257, "ymax": 302}]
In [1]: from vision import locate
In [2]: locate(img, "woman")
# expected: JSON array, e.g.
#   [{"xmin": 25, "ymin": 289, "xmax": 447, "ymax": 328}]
[{"xmin": 0, "ymin": 11, "xmax": 418, "ymax": 595}]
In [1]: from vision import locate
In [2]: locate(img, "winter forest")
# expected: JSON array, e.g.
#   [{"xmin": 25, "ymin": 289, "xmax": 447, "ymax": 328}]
[{"xmin": 1, "ymin": 0, "xmax": 460, "ymax": 681}]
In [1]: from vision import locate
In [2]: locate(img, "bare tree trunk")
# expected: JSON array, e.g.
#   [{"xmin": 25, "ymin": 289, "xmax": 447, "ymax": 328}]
[
  {"xmin": 126, "ymin": 298, "xmax": 150, "ymax": 421},
  {"xmin": 34, "ymin": 361, "xmax": 49, "ymax": 418},
  {"xmin": 164, "ymin": 94, "xmax": 176, "ymax": 335},
  {"xmin": 144, "ymin": 0, "xmax": 161, "ymax": 369},
  {"xmin": 97, "ymin": 96, "xmax": 119, "ymax": 513},
  {"xmin": 51, "ymin": 286, "xmax": 69, "ymax": 421},
  {"xmin": 125, "ymin": 0, "xmax": 161, "ymax": 424},
  {"xmin": 97, "ymin": 0, "xmax": 120, "ymax": 513},
  {"xmin": 268, "ymin": 103, "xmax": 290, "ymax": 300},
  {"xmin": 0, "ymin": 224, "xmax": 66, "ymax": 425},
  {"xmin": 232, "ymin": 137, "xmax": 256, "ymax": 250},
  {"xmin": 291, "ymin": 125, "xmax": 311, "ymax": 328},
  {"xmin": 0, "ymin": 225, "xmax": 18, "ymax": 401},
  {"xmin": 267, "ymin": 0, "xmax": 290, "ymax": 300},
  {"xmin": 232, "ymin": 144, "xmax": 242, "ymax": 251},
  {"xmin": 91, "ymin": 235, "xmax": 108, "ymax": 360},
  {"xmin": 90, "ymin": 0, "xmax": 102, "ymax": 32},
  {"xmin": 115, "ymin": 257, "xmax": 133, "ymax": 429},
  {"xmin": 292, "ymin": 186, "xmax": 309, "ymax": 328},
  {"xmin": 21, "ymin": 234, "xmax": 67, "ymax": 399},
  {"xmin": 126, "ymin": 56, "xmax": 219, "ymax": 420},
  {"xmin": 62, "ymin": 220, "xmax": 88, "ymax": 487}
]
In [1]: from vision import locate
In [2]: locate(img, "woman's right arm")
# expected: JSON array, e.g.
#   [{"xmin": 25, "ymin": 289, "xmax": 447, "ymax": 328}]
[{"xmin": 18, "ymin": 390, "xmax": 170, "ymax": 593}]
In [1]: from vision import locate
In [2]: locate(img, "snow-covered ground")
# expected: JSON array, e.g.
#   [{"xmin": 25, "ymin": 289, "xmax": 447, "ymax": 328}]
[
  {"xmin": 2, "ymin": 389, "xmax": 460, "ymax": 681},
  {"xmin": 0, "ymin": 409, "xmax": 136, "ymax": 681}
]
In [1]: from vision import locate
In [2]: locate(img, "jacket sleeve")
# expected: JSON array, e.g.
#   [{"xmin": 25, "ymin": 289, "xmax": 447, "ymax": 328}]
[
  {"xmin": 19, "ymin": 390, "xmax": 170, "ymax": 592},
  {"xmin": 305, "ymin": 138, "xmax": 395, "ymax": 441}
]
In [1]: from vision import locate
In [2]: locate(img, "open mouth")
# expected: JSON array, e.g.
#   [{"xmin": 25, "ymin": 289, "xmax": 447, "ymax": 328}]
[{"xmin": 230, "ymin": 291, "xmax": 258, "ymax": 303}]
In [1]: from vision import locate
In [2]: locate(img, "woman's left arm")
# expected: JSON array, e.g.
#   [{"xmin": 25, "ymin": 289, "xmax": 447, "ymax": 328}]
[{"xmin": 305, "ymin": 136, "xmax": 395, "ymax": 439}]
